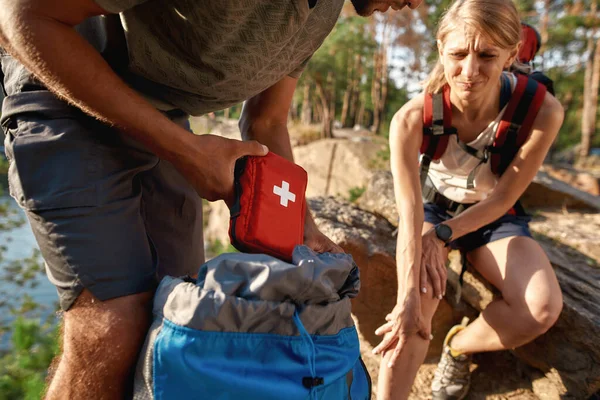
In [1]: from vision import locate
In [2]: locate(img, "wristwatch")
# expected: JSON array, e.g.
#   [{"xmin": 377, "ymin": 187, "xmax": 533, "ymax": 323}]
[{"xmin": 434, "ymin": 223, "xmax": 453, "ymax": 246}]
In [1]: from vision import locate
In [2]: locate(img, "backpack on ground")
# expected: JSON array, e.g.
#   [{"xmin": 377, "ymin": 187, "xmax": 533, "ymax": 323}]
[{"xmin": 133, "ymin": 246, "xmax": 371, "ymax": 400}]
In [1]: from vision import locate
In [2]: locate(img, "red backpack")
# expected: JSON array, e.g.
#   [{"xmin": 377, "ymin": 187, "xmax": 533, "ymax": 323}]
[
  {"xmin": 518, "ymin": 23, "xmax": 541, "ymax": 64},
  {"xmin": 516, "ymin": 22, "xmax": 555, "ymax": 95},
  {"xmin": 420, "ymin": 74, "xmax": 547, "ymax": 191}
]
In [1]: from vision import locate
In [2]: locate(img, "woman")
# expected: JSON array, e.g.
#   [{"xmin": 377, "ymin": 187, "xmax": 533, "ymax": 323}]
[{"xmin": 372, "ymin": 0, "xmax": 564, "ymax": 399}]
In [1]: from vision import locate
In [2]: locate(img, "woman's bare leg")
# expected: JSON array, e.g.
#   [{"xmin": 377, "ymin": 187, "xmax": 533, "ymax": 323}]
[
  {"xmin": 377, "ymin": 222, "xmax": 444, "ymax": 400},
  {"xmin": 450, "ymin": 236, "xmax": 563, "ymax": 354}
]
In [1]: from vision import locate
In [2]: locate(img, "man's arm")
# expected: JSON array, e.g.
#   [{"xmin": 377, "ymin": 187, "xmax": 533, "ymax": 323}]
[
  {"xmin": 239, "ymin": 76, "xmax": 297, "ymax": 162},
  {"xmin": 0, "ymin": 0, "xmax": 267, "ymax": 203},
  {"xmin": 239, "ymin": 76, "xmax": 342, "ymax": 253}
]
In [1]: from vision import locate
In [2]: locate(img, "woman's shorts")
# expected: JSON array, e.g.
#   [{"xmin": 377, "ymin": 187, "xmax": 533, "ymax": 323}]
[{"xmin": 423, "ymin": 202, "xmax": 533, "ymax": 253}]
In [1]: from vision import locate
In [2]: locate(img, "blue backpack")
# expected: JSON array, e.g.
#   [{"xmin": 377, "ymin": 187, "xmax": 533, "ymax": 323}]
[{"xmin": 133, "ymin": 246, "xmax": 371, "ymax": 400}]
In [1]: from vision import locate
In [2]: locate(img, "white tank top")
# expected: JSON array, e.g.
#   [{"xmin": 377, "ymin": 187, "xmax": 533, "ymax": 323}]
[{"xmin": 427, "ymin": 73, "xmax": 517, "ymax": 204}]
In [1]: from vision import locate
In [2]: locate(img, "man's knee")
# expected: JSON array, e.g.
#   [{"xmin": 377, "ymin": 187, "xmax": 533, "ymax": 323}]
[{"xmin": 61, "ymin": 289, "xmax": 153, "ymax": 369}]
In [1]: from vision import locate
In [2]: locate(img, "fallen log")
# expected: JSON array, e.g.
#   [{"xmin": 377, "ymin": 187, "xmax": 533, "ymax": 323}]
[{"xmin": 310, "ymin": 196, "xmax": 600, "ymax": 399}]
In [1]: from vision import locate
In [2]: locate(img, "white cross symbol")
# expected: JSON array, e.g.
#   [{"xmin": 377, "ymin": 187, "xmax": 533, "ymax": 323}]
[{"xmin": 273, "ymin": 180, "xmax": 296, "ymax": 207}]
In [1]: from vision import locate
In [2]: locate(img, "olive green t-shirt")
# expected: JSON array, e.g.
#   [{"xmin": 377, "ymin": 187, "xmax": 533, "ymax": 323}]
[{"xmin": 91, "ymin": 0, "xmax": 343, "ymax": 115}]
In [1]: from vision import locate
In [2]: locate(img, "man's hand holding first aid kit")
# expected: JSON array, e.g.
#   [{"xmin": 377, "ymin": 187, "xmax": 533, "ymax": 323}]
[{"xmin": 228, "ymin": 152, "xmax": 342, "ymax": 261}]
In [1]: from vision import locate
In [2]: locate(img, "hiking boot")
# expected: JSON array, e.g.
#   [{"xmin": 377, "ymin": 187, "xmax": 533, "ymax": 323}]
[{"xmin": 431, "ymin": 317, "xmax": 471, "ymax": 400}]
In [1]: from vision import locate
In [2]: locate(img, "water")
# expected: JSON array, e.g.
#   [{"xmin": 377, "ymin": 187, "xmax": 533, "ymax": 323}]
[{"xmin": 0, "ymin": 196, "xmax": 58, "ymax": 349}]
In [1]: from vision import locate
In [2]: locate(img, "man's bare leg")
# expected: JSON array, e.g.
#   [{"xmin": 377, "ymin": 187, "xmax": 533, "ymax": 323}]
[{"xmin": 45, "ymin": 289, "xmax": 153, "ymax": 400}]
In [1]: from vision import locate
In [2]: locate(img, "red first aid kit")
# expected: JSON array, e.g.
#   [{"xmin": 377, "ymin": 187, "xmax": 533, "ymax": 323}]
[{"xmin": 228, "ymin": 152, "xmax": 308, "ymax": 261}]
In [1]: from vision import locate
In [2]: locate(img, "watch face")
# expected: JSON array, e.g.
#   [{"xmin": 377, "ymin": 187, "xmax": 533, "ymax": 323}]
[{"xmin": 436, "ymin": 224, "xmax": 453, "ymax": 242}]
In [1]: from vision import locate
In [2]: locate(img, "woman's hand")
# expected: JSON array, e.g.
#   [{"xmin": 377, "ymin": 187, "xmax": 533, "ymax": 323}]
[
  {"xmin": 372, "ymin": 289, "xmax": 432, "ymax": 367},
  {"xmin": 420, "ymin": 228, "xmax": 447, "ymax": 300}
]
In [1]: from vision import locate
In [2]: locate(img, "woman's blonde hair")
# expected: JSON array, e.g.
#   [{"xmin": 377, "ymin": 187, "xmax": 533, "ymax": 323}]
[{"xmin": 424, "ymin": 0, "xmax": 528, "ymax": 93}]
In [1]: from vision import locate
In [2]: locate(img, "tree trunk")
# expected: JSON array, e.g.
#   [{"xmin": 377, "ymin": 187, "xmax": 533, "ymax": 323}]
[
  {"xmin": 582, "ymin": 37, "xmax": 600, "ymax": 157},
  {"xmin": 290, "ymin": 94, "xmax": 298, "ymax": 121},
  {"xmin": 539, "ymin": 0, "xmax": 550, "ymax": 69},
  {"xmin": 371, "ymin": 25, "xmax": 390, "ymax": 135},
  {"xmin": 356, "ymin": 99, "xmax": 365, "ymax": 128},
  {"xmin": 340, "ymin": 58, "xmax": 354, "ymax": 128},
  {"xmin": 314, "ymin": 101, "xmax": 322, "ymax": 124},
  {"xmin": 371, "ymin": 49, "xmax": 382, "ymax": 133},
  {"xmin": 581, "ymin": 33, "xmax": 598, "ymax": 158},
  {"xmin": 328, "ymin": 71, "xmax": 336, "ymax": 136},
  {"xmin": 315, "ymin": 71, "xmax": 335, "ymax": 139},
  {"xmin": 301, "ymin": 81, "xmax": 312, "ymax": 125},
  {"xmin": 350, "ymin": 55, "xmax": 362, "ymax": 128},
  {"xmin": 224, "ymin": 107, "xmax": 230, "ymax": 119}
]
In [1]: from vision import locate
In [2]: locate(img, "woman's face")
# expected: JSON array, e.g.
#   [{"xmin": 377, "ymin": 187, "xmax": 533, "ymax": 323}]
[{"xmin": 439, "ymin": 26, "xmax": 518, "ymax": 102}]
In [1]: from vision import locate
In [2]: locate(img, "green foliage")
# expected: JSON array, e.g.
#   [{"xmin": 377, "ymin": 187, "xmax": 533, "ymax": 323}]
[
  {"xmin": 0, "ymin": 157, "xmax": 8, "ymax": 196},
  {"xmin": 205, "ymin": 238, "xmax": 238, "ymax": 260},
  {"xmin": 0, "ymin": 196, "xmax": 58, "ymax": 399},
  {"xmin": 348, "ymin": 186, "xmax": 366, "ymax": 203},
  {"xmin": 0, "ymin": 317, "xmax": 59, "ymax": 400}
]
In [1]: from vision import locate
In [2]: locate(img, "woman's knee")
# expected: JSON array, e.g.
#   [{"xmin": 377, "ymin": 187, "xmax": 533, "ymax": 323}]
[
  {"xmin": 529, "ymin": 291, "xmax": 563, "ymax": 333},
  {"xmin": 512, "ymin": 289, "xmax": 563, "ymax": 338},
  {"xmin": 420, "ymin": 282, "xmax": 442, "ymax": 321}
]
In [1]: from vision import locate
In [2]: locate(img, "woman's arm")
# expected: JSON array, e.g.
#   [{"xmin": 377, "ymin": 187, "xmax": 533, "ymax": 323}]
[
  {"xmin": 373, "ymin": 95, "xmax": 433, "ymax": 365},
  {"xmin": 390, "ymin": 96, "xmax": 426, "ymax": 300},
  {"xmin": 441, "ymin": 93, "xmax": 564, "ymax": 240}
]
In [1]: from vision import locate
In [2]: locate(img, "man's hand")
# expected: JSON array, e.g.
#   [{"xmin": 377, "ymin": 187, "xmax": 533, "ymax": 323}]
[
  {"xmin": 172, "ymin": 134, "xmax": 268, "ymax": 206},
  {"xmin": 420, "ymin": 228, "xmax": 448, "ymax": 300},
  {"xmin": 303, "ymin": 214, "xmax": 344, "ymax": 253},
  {"xmin": 372, "ymin": 289, "xmax": 431, "ymax": 367}
]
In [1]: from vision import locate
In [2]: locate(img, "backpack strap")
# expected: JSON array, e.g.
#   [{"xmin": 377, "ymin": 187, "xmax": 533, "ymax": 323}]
[
  {"xmin": 490, "ymin": 74, "xmax": 546, "ymax": 175},
  {"xmin": 455, "ymin": 73, "xmax": 513, "ymax": 189},
  {"xmin": 499, "ymin": 73, "xmax": 512, "ymax": 110},
  {"xmin": 420, "ymin": 85, "xmax": 456, "ymax": 187}
]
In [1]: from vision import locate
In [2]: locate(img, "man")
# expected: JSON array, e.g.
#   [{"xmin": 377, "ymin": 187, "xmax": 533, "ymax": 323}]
[{"xmin": 0, "ymin": 0, "xmax": 421, "ymax": 398}]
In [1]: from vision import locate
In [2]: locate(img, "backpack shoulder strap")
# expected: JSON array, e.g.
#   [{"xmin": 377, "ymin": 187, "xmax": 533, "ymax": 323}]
[
  {"xmin": 420, "ymin": 85, "xmax": 456, "ymax": 157},
  {"xmin": 499, "ymin": 73, "xmax": 512, "ymax": 110},
  {"xmin": 420, "ymin": 85, "xmax": 456, "ymax": 186},
  {"xmin": 490, "ymin": 74, "xmax": 547, "ymax": 175}
]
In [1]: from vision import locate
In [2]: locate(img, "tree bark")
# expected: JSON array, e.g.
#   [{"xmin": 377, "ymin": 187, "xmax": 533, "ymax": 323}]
[
  {"xmin": 315, "ymin": 71, "xmax": 335, "ymax": 139},
  {"xmin": 340, "ymin": 57, "xmax": 354, "ymax": 128},
  {"xmin": 539, "ymin": 0, "xmax": 550, "ymax": 69},
  {"xmin": 581, "ymin": 29, "xmax": 598, "ymax": 157},
  {"xmin": 587, "ymin": 37, "xmax": 600, "ymax": 153},
  {"xmin": 301, "ymin": 81, "xmax": 312, "ymax": 125},
  {"xmin": 356, "ymin": 98, "xmax": 365, "ymax": 127},
  {"xmin": 349, "ymin": 56, "xmax": 362, "ymax": 128},
  {"xmin": 313, "ymin": 101, "xmax": 323, "ymax": 124},
  {"xmin": 371, "ymin": 24, "xmax": 390, "ymax": 134}
]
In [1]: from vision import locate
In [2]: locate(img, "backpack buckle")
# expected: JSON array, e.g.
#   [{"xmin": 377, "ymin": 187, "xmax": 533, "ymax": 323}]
[
  {"xmin": 482, "ymin": 147, "xmax": 490, "ymax": 163},
  {"xmin": 432, "ymin": 123, "xmax": 445, "ymax": 136},
  {"xmin": 302, "ymin": 377, "xmax": 324, "ymax": 389},
  {"xmin": 507, "ymin": 122, "xmax": 521, "ymax": 136}
]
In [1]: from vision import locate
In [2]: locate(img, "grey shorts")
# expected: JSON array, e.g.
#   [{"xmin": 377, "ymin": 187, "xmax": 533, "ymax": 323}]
[
  {"xmin": 1, "ymin": 55, "xmax": 204, "ymax": 311},
  {"xmin": 424, "ymin": 202, "xmax": 532, "ymax": 253}
]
